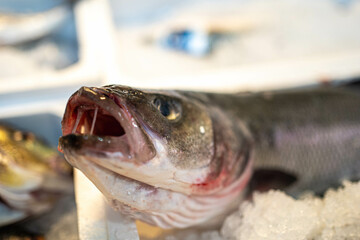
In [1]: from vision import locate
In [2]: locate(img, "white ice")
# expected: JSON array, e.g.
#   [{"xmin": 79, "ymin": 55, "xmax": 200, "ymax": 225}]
[{"xmin": 221, "ymin": 181, "xmax": 360, "ymax": 240}]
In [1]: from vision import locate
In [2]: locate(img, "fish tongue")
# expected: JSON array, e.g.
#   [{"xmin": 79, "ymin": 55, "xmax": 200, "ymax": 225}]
[{"xmin": 90, "ymin": 135, "xmax": 131, "ymax": 158}]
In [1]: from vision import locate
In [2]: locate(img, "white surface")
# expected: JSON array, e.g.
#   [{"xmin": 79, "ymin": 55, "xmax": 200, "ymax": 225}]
[
  {"xmin": 115, "ymin": 50, "xmax": 360, "ymax": 92},
  {"xmin": 75, "ymin": 170, "xmax": 139, "ymax": 240}
]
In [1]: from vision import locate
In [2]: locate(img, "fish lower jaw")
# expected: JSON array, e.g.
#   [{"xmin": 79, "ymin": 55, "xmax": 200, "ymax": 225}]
[
  {"xmin": 83, "ymin": 152, "xmax": 205, "ymax": 195},
  {"xmin": 99, "ymin": 169, "xmax": 247, "ymax": 229},
  {"xmin": 68, "ymin": 153, "xmax": 251, "ymax": 229},
  {"xmin": 59, "ymin": 133, "xmax": 155, "ymax": 168}
]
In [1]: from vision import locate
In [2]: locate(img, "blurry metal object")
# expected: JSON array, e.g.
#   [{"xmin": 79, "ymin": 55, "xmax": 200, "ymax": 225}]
[
  {"xmin": 0, "ymin": 5, "xmax": 70, "ymax": 46},
  {"xmin": 0, "ymin": 124, "xmax": 73, "ymax": 227}
]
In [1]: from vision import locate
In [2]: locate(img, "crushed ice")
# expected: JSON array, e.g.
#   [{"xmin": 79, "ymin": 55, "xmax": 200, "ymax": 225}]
[{"xmin": 221, "ymin": 181, "xmax": 360, "ymax": 240}]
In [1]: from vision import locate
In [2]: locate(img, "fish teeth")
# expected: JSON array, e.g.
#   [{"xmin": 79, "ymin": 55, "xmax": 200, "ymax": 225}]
[
  {"xmin": 72, "ymin": 109, "xmax": 84, "ymax": 134},
  {"xmin": 90, "ymin": 107, "xmax": 98, "ymax": 135}
]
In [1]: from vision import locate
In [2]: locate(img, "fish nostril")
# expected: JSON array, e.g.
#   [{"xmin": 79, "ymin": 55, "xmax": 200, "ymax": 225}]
[{"xmin": 94, "ymin": 89, "xmax": 114, "ymax": 100}]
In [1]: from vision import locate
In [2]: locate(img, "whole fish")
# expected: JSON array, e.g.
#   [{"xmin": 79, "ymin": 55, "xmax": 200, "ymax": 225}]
[
  {"xmin": 0, "ymin": 124, "xmax": 73, "ymax": 227},
  {"xmin": 59, "ymin": 84, "xmax": 360, "ymax": 229}
]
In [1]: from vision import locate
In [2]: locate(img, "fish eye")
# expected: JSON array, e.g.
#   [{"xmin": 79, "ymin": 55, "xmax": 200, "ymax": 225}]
[{"xmin": 153, "ymin": 98, "xmax": 181, "ymax": 121}]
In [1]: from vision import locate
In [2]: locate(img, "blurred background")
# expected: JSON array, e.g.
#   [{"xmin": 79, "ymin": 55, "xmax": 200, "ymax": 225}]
[
  {"xmin": 1, "ymin": 0, "xmax": 360, "ymax": 114},
  {"xmin": 0, "ymin": 0, "xmax": 360, "ymax": 239}
]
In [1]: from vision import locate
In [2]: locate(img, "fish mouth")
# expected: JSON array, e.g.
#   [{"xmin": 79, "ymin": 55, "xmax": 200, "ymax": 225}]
[{"xmin": 59, "ymin": 87, "xmax": 155, "ymax": 163}]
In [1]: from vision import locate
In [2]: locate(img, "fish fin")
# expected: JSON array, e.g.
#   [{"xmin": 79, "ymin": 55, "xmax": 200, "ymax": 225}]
[{"xmin": 249, "ymin": 168, "xmax": 297, "ymax": 193}]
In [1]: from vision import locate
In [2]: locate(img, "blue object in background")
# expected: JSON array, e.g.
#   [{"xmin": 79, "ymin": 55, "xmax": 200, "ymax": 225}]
[
  {"xmin": 161, "ymin": 29, "xmax": 212, "ymax": 57},
  {"xmin": 334, "ymin": 0, "xmax": 356, "ymax": 7}
]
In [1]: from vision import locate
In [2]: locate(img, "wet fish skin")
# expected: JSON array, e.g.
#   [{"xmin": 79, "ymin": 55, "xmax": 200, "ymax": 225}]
[
  {"xmin": 59, "ymin": 84, "xmax": 360, "ymax": 228},
  {"xmin": 199, "ymin": 87, "xmax": 360, "ymax": 194},
  {"xmin": 0, "ymin": 124, "xmax": 73, "ymax": 227}
]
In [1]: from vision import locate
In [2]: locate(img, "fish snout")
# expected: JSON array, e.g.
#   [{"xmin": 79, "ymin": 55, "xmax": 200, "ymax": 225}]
[{"xmin": 59, "ymin": 134, "xmax": 83, "ymax": 152}]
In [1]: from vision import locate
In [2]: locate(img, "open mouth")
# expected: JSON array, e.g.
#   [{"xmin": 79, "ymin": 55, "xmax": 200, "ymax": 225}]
[
  {"xmin": 59, "ymin": 87, "xmax": 155, "ymax": 163},
  {"xmin": 71, "ymin": 106, "xmax": 126, "ymax": 137}
]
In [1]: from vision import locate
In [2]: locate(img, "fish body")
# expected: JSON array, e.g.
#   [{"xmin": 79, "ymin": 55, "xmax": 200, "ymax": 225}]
[
  {"xmin": 0, "ymin": 124, "xmax": 72, "ymax": 227},
  {"xmin": 59, "ymin": 85, "xmax": 360, "ymax": 229},
  {"xmin": 197, "ymin": 87, "xmax": 360, "ymax": 195}
]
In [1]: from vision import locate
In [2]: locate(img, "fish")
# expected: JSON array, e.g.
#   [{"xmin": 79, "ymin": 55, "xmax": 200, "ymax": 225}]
[
  {"xmin": 0, "ymin": 5, "xmax": 69, "ymax": 46},
  {"xmin": 0, "ymin": 124, "xmax": 73, "ymax": 227},
  {"xmin": 58, "ymin": 84, "xmax": 360, "ymax": 229}
]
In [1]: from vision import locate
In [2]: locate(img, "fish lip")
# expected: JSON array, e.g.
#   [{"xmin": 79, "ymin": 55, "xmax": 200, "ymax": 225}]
[{"xmin": 59, "ymin": 86, "xmax": 155, "ymax": 163}]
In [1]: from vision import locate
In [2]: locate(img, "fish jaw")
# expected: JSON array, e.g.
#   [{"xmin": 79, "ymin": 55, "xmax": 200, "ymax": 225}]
[{"xmin": 64, "ymin": 151, "xmax": 252, "ymax": 228}]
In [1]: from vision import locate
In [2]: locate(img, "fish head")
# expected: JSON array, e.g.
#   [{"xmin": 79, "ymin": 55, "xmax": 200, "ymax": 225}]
[
  {"xmin": 0, "ymin": 125, "xmax": 73, "ymax": 218},
  {"xmin": 59, "ymin": 85, "xmax": 253, "ymax": 228},
  {"xmin": 0, "ymin": 124, "xmax": 72, "ymax": 178}
]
